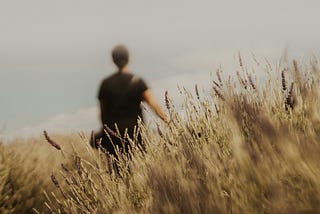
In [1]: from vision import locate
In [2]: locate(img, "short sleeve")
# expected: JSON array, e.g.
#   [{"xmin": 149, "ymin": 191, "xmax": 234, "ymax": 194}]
[
  {"xmin": 136, "ymin": 77, "xmax": 148, "ymax": 95},
  {"xmin": 130, "ymin": 75, "xmax": 148, "ymax": 101}
]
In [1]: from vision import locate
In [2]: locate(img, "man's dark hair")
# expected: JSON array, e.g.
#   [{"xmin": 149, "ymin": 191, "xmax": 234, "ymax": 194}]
[{"xmin": 112, "ymin": 45, "xmax": 129, "ymax": 70}]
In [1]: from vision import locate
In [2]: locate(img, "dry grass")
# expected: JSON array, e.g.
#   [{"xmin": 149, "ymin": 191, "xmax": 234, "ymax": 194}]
[{"xmin": 1, "ymin": 55, "xmax": 320, "ymax": 213}]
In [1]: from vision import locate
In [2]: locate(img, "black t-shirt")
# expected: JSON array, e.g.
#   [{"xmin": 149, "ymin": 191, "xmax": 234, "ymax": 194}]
[{"xmin": 98, "ymin": 72, "xmax": 148, "ymax": 132}]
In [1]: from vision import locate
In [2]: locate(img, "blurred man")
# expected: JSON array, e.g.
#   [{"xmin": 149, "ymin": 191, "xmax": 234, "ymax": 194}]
[{"xmin": 92, "ymin": 45, "xmax": 167, "ymax": 157}]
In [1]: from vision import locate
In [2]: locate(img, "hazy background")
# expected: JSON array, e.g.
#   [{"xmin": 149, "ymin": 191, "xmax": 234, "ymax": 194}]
[{"xmin": 1, "ymin": 0, "xmax": 320, "ymax": 140}]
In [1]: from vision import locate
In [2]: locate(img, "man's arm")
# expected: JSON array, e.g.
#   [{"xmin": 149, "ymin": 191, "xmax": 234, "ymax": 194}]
[{"xmin": 143, "ymin": 89, "xmax": 169, "ymax": 123}]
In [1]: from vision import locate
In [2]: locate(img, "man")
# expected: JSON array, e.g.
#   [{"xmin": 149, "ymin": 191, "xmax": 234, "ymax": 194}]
[{"xmin": 93, "ymin": 45, "xmax": 167, "ymax": 157}]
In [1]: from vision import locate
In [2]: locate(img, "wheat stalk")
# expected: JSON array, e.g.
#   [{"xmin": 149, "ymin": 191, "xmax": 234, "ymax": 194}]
[{"xmin": 44, "ymin": 131, "xmax": 61, "ymax": 150}]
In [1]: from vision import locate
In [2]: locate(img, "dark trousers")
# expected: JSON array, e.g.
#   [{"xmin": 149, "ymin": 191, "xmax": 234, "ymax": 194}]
[
  {"xmin": 91, "ymin": 126, "xmax": 143, "ymax": 159},
  {"xmin": 90, "ymin": 126, "xmax": 144, "ymax": 175}
]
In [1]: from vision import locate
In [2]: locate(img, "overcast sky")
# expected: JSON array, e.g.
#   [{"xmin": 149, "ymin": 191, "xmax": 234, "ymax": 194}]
[{"xmin": 1, "ymin": 0, "xmax": 320, "ymax": 140}]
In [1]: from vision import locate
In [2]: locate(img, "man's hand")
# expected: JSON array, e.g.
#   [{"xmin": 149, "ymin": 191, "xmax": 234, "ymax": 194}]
[{"xmin": 143, "ymin": 89, "xmax": 169, "ymax": 123}]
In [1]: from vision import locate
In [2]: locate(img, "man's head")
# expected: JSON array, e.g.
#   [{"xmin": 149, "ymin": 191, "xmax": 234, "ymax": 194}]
[{"xmin": 112, "ymin": 45, "xmax": 129, "ymax": 70}]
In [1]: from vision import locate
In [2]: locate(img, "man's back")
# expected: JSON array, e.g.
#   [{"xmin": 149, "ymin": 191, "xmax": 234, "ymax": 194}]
[{"xmin": 98, "ymin": 72, "xmax": 148, "ymax": 131}]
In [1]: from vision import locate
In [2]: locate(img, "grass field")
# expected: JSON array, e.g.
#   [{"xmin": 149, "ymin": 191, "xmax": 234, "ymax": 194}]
[{"xmin": 1, "ymin": 55, "xmax": 320, "ymax": 213}]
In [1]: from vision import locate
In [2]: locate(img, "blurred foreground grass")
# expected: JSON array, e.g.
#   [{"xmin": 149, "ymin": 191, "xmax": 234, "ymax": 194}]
[{"xmin": 1, "ymin": 55, "xmax": 320, "ymax": 213}]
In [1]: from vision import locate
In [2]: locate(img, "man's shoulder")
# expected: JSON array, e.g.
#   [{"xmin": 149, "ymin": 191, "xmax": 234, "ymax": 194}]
[
  {"xmin": 121, "ymin": 72, "xmax": 145, "ymax": 84},
  {"xmin": 101, "ymin": 72, "xmax": 118, "ymax": 83},
  {"xmin": 131, "ymin": 74, "xmax": 142, "ymax": 82},
  {"xmin": 130, "ymin": 74, "xmax": 149, "ymax": 91}
]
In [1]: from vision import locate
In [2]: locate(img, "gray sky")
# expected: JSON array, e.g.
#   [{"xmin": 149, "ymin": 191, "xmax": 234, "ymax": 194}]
[{"xmin": 1, "ymin": 0, "xmax": 320, "ymax": 139}]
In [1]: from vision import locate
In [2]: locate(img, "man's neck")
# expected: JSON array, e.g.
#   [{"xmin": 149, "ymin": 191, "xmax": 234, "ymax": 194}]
[{"xmin": 120, "ymin": 65, "xmax": 129, "ymax": 73}]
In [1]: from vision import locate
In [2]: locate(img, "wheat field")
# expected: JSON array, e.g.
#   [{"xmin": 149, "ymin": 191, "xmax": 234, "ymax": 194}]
[{"xmin": 1, "ymin": 55, "xmax": 320, "ymax": 213}]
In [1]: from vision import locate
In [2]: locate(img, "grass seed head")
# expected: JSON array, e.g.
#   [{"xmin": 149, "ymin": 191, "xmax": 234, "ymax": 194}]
[
  {"xmin": 238, "ymin": 51, "xmax": 243, "ymax": 67},
  {"xmin": 195, "ymin": 84, "xmax": 200, "ymax": 99},
  {"xmin": 248, "ymin": 74, "xmax": 256, "ymax": 90},
  {"xmin": 213, "ymin": 85, "xmax": 224, "ymax": 100},
  {"xmin": 165, "ymin": 90, "xmax": 170, "ymax": 110},
  {"xmin": 281, "ymin": 69, "xmax": 287, "ymax": 91},
  {"xmin": 50, "ymin": 173, "xmax": 60, "ymax": 188},
  {"xmin": 43, "ymin": 131, "xmax": 61, "ymax": 150}
]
